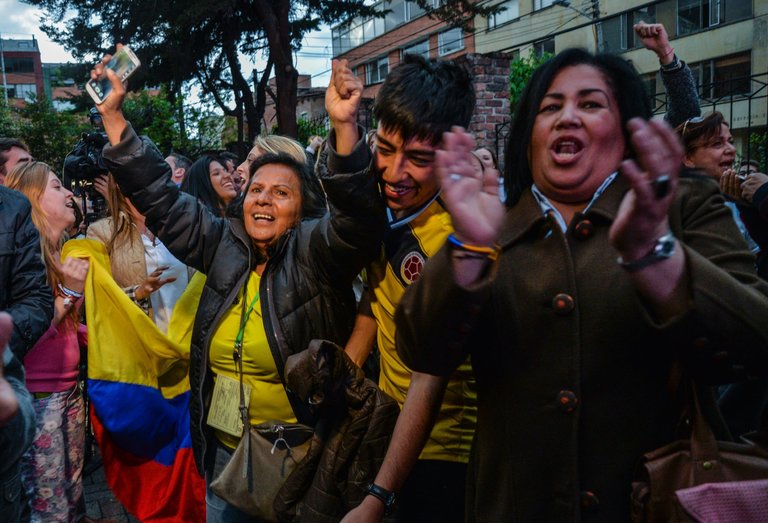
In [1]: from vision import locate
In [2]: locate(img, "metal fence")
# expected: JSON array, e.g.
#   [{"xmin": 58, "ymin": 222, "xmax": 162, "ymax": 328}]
[{"xmin": 495, "ymin": 71, "xmax": 768, "ymax": 171}]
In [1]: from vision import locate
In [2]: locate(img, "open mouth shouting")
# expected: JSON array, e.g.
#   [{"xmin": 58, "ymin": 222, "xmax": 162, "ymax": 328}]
[{"xmin": 550, "ymin": 137, "xmax": 585, "ymax": 165}]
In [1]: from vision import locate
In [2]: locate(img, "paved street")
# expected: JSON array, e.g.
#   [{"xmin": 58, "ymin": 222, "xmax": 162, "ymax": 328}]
[{"xmin": 83, "ymin": 447, "xmax": 138, "ymax": 523}]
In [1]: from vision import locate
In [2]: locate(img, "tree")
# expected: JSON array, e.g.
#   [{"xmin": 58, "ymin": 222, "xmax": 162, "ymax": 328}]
[
  {"xmin": 508, "ymin": 52, "xmax": 553, "ymax": 117},
  {"xmin": 16, "ymin": 95, "xmax": 90, "ymax": 170},
  {"xmin": 24, "ymin": 0, "xmax": 500, "ymax": 139}
]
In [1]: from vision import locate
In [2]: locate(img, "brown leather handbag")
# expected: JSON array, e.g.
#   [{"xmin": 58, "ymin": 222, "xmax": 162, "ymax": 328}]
[{"xmin": 631, "ymin": 383, "xmax": 768, "ymax": 522}]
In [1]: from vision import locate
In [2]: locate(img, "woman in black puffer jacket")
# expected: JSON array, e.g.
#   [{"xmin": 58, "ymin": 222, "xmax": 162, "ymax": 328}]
[{"xmin": 93, "ymin": 52, "xmax": 387, "ymax": 522}]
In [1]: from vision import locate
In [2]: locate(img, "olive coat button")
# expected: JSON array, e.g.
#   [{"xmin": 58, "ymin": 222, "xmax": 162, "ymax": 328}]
[
  {"xmin": 557, "ymin": 390, "xmax": 579, "ymax": 413},
  {"xmin": 574, "ymin": 220, "xmax": 594, "ymax": 240},
  {"xmin": 580, "ymin": 490, "xmax": 599, "ymax": 509},
  {"xmin": 552, "ymin": 293, "xmax": 575, "ymax": 315}
]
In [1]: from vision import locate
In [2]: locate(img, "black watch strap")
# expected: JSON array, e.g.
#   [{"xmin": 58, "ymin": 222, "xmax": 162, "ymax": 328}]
[{"xmin": 365, "ymin": 483, "xmax": 396, "ymax": 512}]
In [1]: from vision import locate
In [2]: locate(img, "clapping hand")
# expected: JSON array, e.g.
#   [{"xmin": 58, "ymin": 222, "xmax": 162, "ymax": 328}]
[
  {"xmin": 436, "ymin": 127, "xmax": 505, "ymax": 248},
  {"xmin": 720, "ymin": 169, "xmax": 743, "ymax": 201},
  {"xmin": 609, "ymin": 118, "xmax": 683, "ymax": 261}
]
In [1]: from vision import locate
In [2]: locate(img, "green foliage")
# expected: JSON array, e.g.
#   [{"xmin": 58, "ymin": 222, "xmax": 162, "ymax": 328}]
[
  {"xmin": 121, "ymin": 89, "xmax": 225, "ymax": 157},
  {"xmin": 296, "ymin": 117, "xmax": 328, "ymax": 147},
  {"xmin": 0, "ymin": 92, "xmax": 17, "ymax": 137},
  {"xmin": 123, "ymin": 91, "xmax": 180, "ymax": 154},
  {"xmin": 14, "ymin": 95, "xmax": 90, "ymax": 172},
  {"xmin": 509, "ymin": 52, "xmax": 553, "ymax": 117},
  {"xmin": 748, "ymin": 131, "xmax": 767, "ymax": 171}
]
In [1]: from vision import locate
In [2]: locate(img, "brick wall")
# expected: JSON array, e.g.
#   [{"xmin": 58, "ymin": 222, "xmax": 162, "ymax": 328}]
[{"xmin": 457, "ymin": 52, "xmax": 511, "ymax": 170}]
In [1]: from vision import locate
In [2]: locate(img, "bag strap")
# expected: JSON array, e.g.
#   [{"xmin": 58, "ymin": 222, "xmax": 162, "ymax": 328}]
[{"xmin": 687, "ymin": 379, "xmax": 727, "ymax": 483}]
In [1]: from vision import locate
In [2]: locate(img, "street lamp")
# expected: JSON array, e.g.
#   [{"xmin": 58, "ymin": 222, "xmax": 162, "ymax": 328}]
[{"xmin": 553, "ymin": 0, "xmax": 603, "ymax": 51}]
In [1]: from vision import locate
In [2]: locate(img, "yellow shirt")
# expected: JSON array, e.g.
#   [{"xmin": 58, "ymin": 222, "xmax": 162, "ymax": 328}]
[
  {"xmin": 369, "ymin": 199, "xmax": 476, "ymax": 463},
  {"xmin": 209, "ymin": 272, "xmax": 296, "ymax": 448}
]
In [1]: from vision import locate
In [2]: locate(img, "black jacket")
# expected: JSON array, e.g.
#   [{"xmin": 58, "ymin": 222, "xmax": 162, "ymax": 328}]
[
  {"xmin": 0, "ymin": 185, "xmax": 53, "ymax": 359},
  {"xmin": 103, "ymin": 125, "xmax": 386, "ymax": 472}
]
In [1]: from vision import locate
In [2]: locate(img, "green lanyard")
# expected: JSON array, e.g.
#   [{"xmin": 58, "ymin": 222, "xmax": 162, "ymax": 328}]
[
  {"xmin": 234, "ymin": 290, "xmax": 261, "ymax": 360},
  {"xmin": 233, "ymin": 287, "xmax": 260, "ymax": 433}
]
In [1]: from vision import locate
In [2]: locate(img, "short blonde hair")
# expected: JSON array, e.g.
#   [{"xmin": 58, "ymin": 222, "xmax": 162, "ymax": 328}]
[{"xmin": 252, "ymin": 135, "xmax": 307, "ymax": 164}]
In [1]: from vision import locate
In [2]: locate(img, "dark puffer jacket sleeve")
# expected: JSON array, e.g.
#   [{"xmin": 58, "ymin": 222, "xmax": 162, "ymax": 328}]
[
  {"xmin": 0, "ymin": 187, "xmax": 53, "ymax": 359},
  {"xmin": 101, "ymin": 124, "xmax": 227, "ymax": 273},
  {"xmin": 310, "ymin": 127, "xmax": 386, "ymax": 285}
]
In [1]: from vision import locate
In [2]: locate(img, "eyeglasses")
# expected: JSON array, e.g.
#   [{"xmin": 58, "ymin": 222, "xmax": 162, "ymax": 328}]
[{"xmin": 681, "ymin": 116, "xmax": 705, "ymax": 137}]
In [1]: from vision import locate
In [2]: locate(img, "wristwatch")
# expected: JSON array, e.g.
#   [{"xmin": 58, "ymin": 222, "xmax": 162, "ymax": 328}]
[
  {"xmin": 618, "ymin": 232, "xmax": 677, "ymax": 272},
  {"xmin": 365, "ymin": 483, "xmax": 396, "ymax": 513}
]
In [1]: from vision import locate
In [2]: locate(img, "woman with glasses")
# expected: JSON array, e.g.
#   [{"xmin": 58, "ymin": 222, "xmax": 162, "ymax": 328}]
[{"xmin": 678, "ymin": 112, "xmax": 736, "ymax": 180}]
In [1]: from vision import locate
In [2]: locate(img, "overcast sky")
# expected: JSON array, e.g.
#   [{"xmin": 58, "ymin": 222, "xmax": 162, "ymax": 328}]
[{"xmin": 0, "ymin": 0, "xmax": 333, "ymax": 87}]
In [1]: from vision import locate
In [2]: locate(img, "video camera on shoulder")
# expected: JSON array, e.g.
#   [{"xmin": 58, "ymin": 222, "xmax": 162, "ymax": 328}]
[{"xmin": 63, "ymin": 110, "xmax": 110, "ymax": 226}]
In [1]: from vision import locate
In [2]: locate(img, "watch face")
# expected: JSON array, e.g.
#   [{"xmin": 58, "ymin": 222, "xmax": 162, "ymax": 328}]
[{"xmin": 653, "ymin": 234, "xmax": 676, "ymax": 257}]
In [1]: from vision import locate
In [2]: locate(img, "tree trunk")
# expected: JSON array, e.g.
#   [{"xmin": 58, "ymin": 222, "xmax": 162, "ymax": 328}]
[{"xmin": 254, "ymin": 0, "xmax": 298, "ymax": 138}]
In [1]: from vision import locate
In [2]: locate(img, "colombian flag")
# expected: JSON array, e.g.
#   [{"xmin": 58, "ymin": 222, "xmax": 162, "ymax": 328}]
[{"xmin": 63, "ymin": 239, "xmax": 206, "ymax": 522}]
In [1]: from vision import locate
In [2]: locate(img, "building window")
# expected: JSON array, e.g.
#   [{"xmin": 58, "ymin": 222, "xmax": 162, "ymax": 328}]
[
  {"xmin": 385, "ymin": 0, "xmax": 406, "ymax": 32},
  {"xmin": 407, "ymin": 0, "xmax": 426, "ymax": 20},
  {"xmin": 3, "ymin": 57, "xmax": 35, "ymax": 73},
  {"xmin": 724, "ymin": 0, "xmax": 752, "ymax": 23},
  {"xmin": 9, "ymin": 84, "xmax": 36, "ymax": 99},
  {"xmin": 488, "ymin": 0, "xmax": 519, "ymax": 30},
  {"xmin": 689, "ymin": 52, "xmax": 751, "ymax": 100},
  {"xmin": 600, "ymin": 6, "xmax": 655, "ymax": 52},
  {"xmin": 533, "ymin": 38, "xmax": 555, "ymax": 57},
  {"xmin": 403, "ymin": 39, "xmax": 430, "ymax": 59},
  {"xmin": 677, "ymin": 0, "xmax": 751, "ymax": 36},
  {"xmin": 438, "ymin": 27, "xmax": 464, "ymax": 56},
  {"xmin": 534, "ymin": 0, "xmax": 556, "ymax": 10},
  {"xmin": 367, "ymin": 57, "xmax": 389, "ymax": 85}
]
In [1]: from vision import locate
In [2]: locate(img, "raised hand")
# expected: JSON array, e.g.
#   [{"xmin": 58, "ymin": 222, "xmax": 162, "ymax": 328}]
[
  {"xmin": 609, "ymin": 118, "xmax": 682, "ymax": 261},
  {"xmin": 135, "ymin": 266, "xmax": 177, "ymax": 301},
  {"xmin": 634, "ymin": 22, "xmax": 675, "ymax": 64},
  {"xmin": 437, "ymin": 127, "xmax": 504, "ymax": 247},
  {"xmin": 326, "ymin": 59, "xmax": 363, "ymax": 155},
  {"xmin": 89, "ymin": 44, "xmax": 128, "ymax": 145}
]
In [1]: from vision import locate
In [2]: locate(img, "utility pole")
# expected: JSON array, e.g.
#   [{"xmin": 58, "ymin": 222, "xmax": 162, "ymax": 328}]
[
  {"xmin": 554, "ymin": 0, "xmax": 602, "ymax": 51},
  {"xmin": 0, "ymin": 33, "xmax": 8, "ymax": 104}
]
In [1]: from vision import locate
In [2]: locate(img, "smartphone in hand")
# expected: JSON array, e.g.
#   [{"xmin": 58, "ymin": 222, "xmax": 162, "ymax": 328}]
[{"xmin": 86, "ymin": 46, "xmax": 141, "ymax": 105}]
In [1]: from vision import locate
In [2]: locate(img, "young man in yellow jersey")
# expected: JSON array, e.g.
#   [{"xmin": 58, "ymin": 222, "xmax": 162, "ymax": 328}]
[{"xmin": 333, "ymin": 54, "xmax": 478, "ymax": 522}]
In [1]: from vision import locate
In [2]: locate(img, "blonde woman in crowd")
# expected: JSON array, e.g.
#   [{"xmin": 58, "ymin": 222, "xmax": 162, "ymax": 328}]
[{"xmin": 88, "ymin": 174, "xmax": 188, "ymax": 333}]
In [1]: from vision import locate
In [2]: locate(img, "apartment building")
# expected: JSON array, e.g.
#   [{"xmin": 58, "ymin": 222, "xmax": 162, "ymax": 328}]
[
  {"xmin": 475, "ymin": 0, "xmax": 766, "ymax": 156},
  {"xmin": 331, "ymin": 0, "xmax": 476, "ymax": 98},
  {"xmin": 0, "ymin": 37, "xmax": 44, "ymax": 108}
]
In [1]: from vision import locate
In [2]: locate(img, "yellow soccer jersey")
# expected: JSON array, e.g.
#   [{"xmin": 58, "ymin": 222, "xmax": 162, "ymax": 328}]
[{"xmin": 369, "ymin": 198, "xmax": 476, "ymax": 463}]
